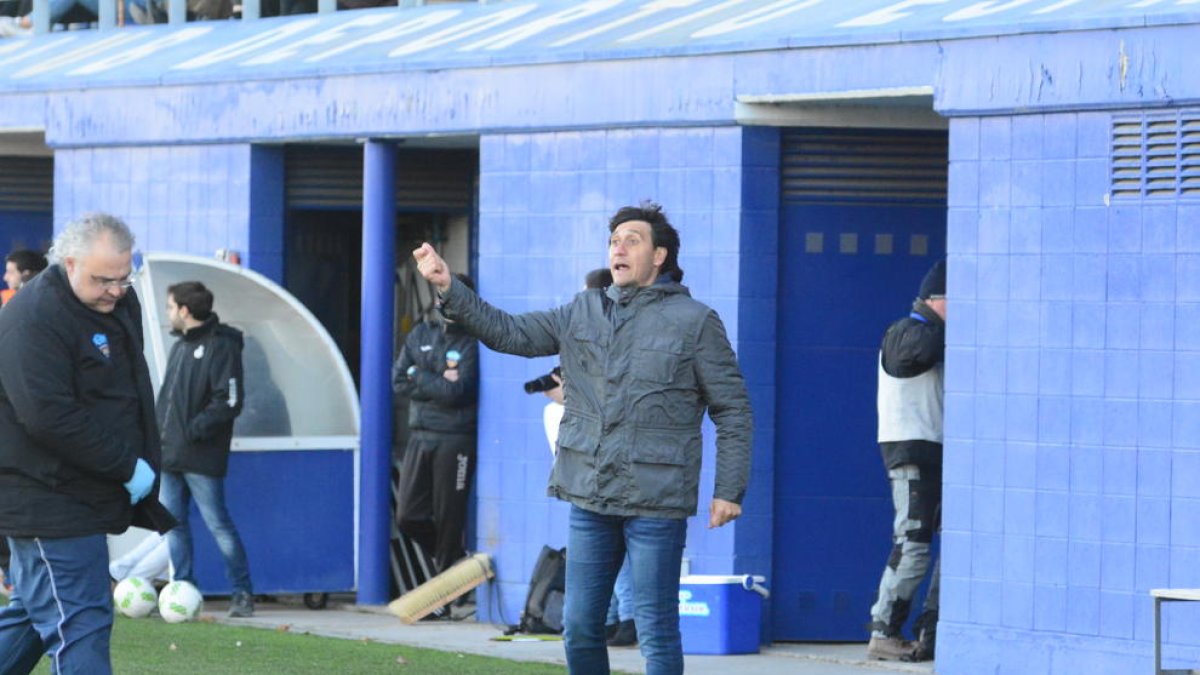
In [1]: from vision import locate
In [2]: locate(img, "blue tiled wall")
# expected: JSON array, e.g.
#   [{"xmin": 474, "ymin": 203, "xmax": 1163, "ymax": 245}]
[
  {"xmin": 472, "ymin": 126, "xmax": 773, "ymax": 625},
  {"xmin": 52, "ymin": 144, "xmax": 261, "ymax": 272},
  {"xmin": 940, "ymin": 111, "xmax": 1200, "ymax": 674}
]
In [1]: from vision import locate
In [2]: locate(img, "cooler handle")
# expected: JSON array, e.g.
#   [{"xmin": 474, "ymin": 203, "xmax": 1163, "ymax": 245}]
[{"xmin": 741, "ymin": 575, "xmax": 770, "ymax": 599}]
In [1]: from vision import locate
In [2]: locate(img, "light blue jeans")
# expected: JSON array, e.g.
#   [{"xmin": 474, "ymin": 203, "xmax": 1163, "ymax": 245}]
[
  {"xmin": 563, "ymin": 505, "xmax": 687, "ymax": 675},
  {"xmin": 0, "ymin": 534, "xmax": 114, "ymax": 675},
  {"xmin": 161, "ymin": 471, "xmax": 254, "ymax": 595}
]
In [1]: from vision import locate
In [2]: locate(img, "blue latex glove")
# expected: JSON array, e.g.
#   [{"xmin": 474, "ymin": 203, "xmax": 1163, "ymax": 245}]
[{"xmin": 123, "ymin": 458, "xmax": 155, "ymax": 505}]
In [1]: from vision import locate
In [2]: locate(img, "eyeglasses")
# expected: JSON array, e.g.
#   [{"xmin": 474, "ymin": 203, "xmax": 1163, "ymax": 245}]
[
  {"xmin": 927, "ymin": 294, "xmax": 946, "ymax": 301},
  {"xmin": 91, "ymin": 275, "xmax": 134, "ymax": 290}
]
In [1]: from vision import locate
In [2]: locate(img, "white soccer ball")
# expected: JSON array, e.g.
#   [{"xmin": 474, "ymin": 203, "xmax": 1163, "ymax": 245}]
[
  {"xmin": 113, "ymin": 576, "xmax": 158, "ymax": 618},
  {"xmin": 158, "ymin": 581, "xmax": 204, "ymax": 623}
]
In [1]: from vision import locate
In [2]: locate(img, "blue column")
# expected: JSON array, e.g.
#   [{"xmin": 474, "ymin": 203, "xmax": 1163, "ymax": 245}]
[{"xmin": 358, "ymin": 140, "xmax": 396, "ymax": 605}]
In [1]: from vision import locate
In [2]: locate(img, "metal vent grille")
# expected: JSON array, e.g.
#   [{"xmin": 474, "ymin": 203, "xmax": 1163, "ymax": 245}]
[
  {"xmin": 0, "ymin": 157, "xmax": 53, "ymax": 212},
  {"xmin": 1110, "ymin": 111, "xmax": 1200, "ymax": 199},
  {"xmin": 781, "ymin": 128, "xmax": 948, "ymax": 206},
  {"xmin": 286, "ymin": 146, "xmax": 477, "ymax": 210}
]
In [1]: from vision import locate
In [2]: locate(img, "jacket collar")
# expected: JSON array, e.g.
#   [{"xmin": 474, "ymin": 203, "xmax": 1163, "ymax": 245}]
[
  {"xmin": 605, "ymin": 274, "xmax": 689, "ymax": 306},
  {"xmin": 174, "ymin": 313, "xmax": 220, "ymax": 341},
  {"xmin": 910, "ymin": 299, "xmax": 944, "ymax": 327}
]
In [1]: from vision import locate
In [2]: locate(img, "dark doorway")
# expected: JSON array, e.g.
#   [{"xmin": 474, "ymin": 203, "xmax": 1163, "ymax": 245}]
[{"xmin": 772, "ymin": 127, "xmax": 948, "ymax": 641}]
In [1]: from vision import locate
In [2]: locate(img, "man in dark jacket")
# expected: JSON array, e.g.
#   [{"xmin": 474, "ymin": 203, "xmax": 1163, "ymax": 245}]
[
  {"xmin": 413, "ymin": 203, "xmax": 752, "ymax": 675},
  {"xmin": 156, "ymin": 281, "xmax": 254, "ymax": 618},
  {"xmin": 0, "ymin": 213, "xmax": 175, "ymax": 674},
  {"xmin": 392, "ymin": 273, "xmax": 480, "ymax": 581},
  {"xmin": 867, "ymin": 260, "xmax": 946, "ymax": 663}
]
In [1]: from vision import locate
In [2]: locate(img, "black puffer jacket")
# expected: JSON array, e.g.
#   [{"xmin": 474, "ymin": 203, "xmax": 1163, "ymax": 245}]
[
  {"xmin": 0, "ymin": 265, "xmax": 176, "ymax": 537},
  {"xmin": 157, "ymin": 315, "xmax": 245, "ymax": 478},
  {"xmin": 391, "ymin": 318, "xmax": 479, "ymax": 436},
  {"xmin": 879, "ymin": 300, "xmax": 945, "ymax": 470}
]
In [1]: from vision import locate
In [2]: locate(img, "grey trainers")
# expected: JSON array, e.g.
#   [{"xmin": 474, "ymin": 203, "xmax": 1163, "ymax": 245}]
[
  {"xmin": 867, "ymin": 635, "xmax": 914, "ymax": 661},
  {"xmin": 228, "ymin": 591, "xmax": 255, "ymax": 618}
]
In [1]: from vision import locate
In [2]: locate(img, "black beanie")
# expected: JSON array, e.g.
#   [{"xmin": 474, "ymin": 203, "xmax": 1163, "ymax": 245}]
[{"xmin": 918, "ymin": 260, "xmax": 946, "ymax": 299}]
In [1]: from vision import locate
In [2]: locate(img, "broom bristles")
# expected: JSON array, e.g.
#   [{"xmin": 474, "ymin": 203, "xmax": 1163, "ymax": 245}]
[{"xmin": 388, "ymin": 553, "xmax": 494, "ymax": 624}]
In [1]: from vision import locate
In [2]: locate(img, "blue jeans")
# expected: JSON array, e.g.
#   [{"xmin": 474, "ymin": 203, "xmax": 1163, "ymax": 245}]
[
  {"xmin": 564, "ymin": 505, "xmax": 687, "ymax": 675},
  {"xmin": 161, "ymin": 471, "xmax": 253, "ymax": 595},
  {"xmin": 0, "ymin": 534, "xmax": 113, "ymax": 675},
  {"xmin": 606, "ymin": 556, "xmax": 634, "ymax": 624}
]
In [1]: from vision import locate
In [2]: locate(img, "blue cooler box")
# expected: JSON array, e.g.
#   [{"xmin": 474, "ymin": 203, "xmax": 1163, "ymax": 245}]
[{"xmin": 678, "ymin": 575, "xmax": 769, "ymax": 655}]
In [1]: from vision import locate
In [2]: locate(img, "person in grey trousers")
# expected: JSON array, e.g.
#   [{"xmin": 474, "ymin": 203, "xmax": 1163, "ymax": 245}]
[{"xmin": 867, "ymin": 260, "xmax": 946, "ymax": 663}]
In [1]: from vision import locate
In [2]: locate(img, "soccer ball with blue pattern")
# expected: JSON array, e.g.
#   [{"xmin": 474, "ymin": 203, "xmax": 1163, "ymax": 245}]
[
  {"xmin": 113, "ymin": 576, "xmax": 158, "ymax": 618},
  {"xmin": 158, "ymin": 580, "xmax": 204, "ymax": 623}
]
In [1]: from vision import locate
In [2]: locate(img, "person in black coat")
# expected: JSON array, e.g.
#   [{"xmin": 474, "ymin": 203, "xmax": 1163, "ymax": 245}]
[
  {"xmin": 0, "ymin": 213, "xmax": 175, "ymax": 675},
  {"xmin": 392, "ymin": 273, "xmax": 480, "ymax": 582},
  {"xmin": 156, "ymin": 281, "xmax": 255, "ymax": 618}
]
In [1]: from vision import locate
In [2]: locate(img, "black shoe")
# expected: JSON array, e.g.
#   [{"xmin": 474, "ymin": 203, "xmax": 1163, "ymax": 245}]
[
  {"xmin": 604, "ymin": 622, "xmax": 620, "ymax": 640},
  {"xmin": 228, "ymin": 591, "xmax": 255, "ymax": 618},
  {"xmin": 607, "ymin": 619, "xmax": 637, "ymax": 647}
]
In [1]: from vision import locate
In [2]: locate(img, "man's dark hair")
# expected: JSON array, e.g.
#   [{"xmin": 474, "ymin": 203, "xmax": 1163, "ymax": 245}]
[
  {"xmin": 608, "ymin": 201, "xmax": 683, "ymax": 282},
  {"xmin": 584, "ymin": 268, "xmax": 612, "ymax": 290},
  {"xmin": 168, "ymin": 281, "xmax": 214, "ymax": 321},
  {"xmin": 6, "ymin": 249, "xmax": 47, "ymax": 276}
]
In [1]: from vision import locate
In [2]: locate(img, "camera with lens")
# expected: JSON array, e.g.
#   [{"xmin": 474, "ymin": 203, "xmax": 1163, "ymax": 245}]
[{"xmin": 524, "ymin": 366, "xmax": 562, "ymax": 394}]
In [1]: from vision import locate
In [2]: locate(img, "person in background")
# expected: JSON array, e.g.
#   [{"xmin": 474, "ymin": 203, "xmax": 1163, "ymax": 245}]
[
  {"xmin": 392, "ymin": 271, "xmax": 480, "ymax": 614},
  {"xmin": 867, "ymin": 260, "xmax": 946, "ymax": 663},
  {"xmin": 156, "ymin": 281, "xmax": 254, "ymax": 618},
  {"xmin": 1, "ymin": 249, "xmax": 47, "ymax": 306},
  {"xmin": 0, "ymin": 213, "xmax": 175, "ymax": 674}
]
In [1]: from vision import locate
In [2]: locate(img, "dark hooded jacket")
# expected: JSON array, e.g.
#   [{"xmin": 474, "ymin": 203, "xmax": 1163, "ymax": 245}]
[
  {"xmin": 157, "ymin": 314, "xmax": 245, "ymax": 478},
  {"xmin": 391, "ymin": 317, "xmax": 479, "ymax": 436},
  {"xmin": 440, "ymin": 275, "xmax": 753, "ymax": 520},
  {"xmin": 0, "ymin": 265, "xmax": 176, "ymax": 537}
]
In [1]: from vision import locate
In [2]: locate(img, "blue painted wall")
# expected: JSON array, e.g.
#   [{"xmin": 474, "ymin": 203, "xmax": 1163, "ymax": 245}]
[
  {"xmin": 49, "ymin": 142, "xmax": 289, "ymax": 289},
  {"xmin": 938, "ymin": 110, "xmax": 1200, "ymax": 674},
  {"xmin": 472, "ymin": 125, "xmax": 775, "ymax": 625}
]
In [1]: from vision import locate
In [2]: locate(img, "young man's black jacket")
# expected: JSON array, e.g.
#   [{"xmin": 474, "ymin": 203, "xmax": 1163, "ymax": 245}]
[
  {"xmin": 391, "ymin": 317, "xmax": 479, "ymax": 436},
  {"xmin": 157, "ymin": 314, "xmax": 245, "ymax": 478},
  {"xmin": 0, "ymin": 265, "xmax": 176, "ymax": 538}
]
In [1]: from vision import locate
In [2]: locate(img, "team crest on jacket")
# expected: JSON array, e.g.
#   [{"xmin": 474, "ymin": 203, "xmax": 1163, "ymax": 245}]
[
  {"xmin": 193, "ymin": 345, "xmax": 205, "ymax": 359},
  {"xmin": 92, "ymin": 333, "xmax": 110, "ymax": 359}
]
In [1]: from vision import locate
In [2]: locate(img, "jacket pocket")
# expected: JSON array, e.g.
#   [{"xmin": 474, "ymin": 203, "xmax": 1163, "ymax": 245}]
[
  {"xmin": 551, "ymin": 414, "xmax": 601, "ymax": 498},
  {"xmin": 629, "ymin": 426, "xmax": 699, "ymax": 511},
  {"xmin": 569, "ymin": 325, "xmax": 604, "ymax": 376},
  {"xmin": 556, "ymin": 413, "xmax": 600, "ymax": 455},
  {"xmin": 632, "ymin": 336, "xmax": 682, "ymax": 384}
]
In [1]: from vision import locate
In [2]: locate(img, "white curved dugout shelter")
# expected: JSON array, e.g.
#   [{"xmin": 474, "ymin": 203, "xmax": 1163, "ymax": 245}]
[{"xmin": 135, "ymin": 253, "xmax": 360, "ymax": 596}]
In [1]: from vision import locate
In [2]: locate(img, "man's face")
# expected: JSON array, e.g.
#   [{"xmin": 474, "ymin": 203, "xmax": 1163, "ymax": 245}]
[
  {"xmin": 609, "ymin": 220, "xmax": 666, "ymax": 288},
  {"xmin": 3, "ymin": 262, "xmax": 23, "ymax": 291},
  {"xmin": 926, "ymin": 296, "xmax": 947, "ymax": 321},
  {"xmin": 63, "ymin": 234, "xmax": 133, "ymax": 314},
  {"xmin": 166, "ymin": 294, "xmax": 187, "ymax": 332}
]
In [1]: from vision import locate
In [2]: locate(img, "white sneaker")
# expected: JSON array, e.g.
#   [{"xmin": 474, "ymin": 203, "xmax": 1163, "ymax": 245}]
[{"xmin": 0, "ymin": 16, "xmax": 32, "ymax": 38}]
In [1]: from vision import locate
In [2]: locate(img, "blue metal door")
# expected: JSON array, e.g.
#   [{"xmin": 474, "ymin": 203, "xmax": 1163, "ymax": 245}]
[{"xmin": 772, "ymin": 128, "xmax": 947, "ymax": 641}]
